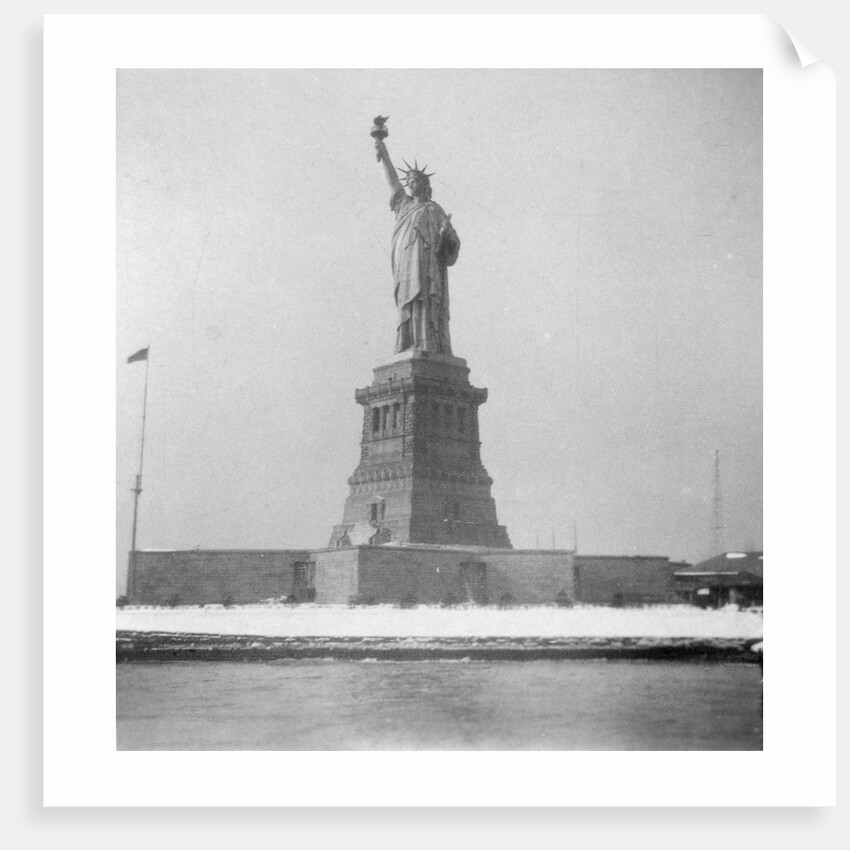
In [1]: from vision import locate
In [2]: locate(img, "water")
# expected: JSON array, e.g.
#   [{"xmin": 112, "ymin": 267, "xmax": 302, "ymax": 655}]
[{"xmin": 117, "ymin": 660, "xmax": 762, "ymax": 750}]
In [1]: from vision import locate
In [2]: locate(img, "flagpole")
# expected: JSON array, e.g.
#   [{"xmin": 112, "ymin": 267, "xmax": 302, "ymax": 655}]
[
  {"xmin": 127, "ymin": 349, "xmax": 150, "ymax": 601},
  {"xmin": 130, "ymin": 354, "xmax": 150, "ymax": 553}
]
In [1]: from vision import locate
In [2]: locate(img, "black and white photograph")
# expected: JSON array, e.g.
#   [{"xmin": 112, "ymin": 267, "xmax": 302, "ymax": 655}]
[
  {"xmin": 116, "ymin": 67, "xmax": 763, "ymax": 751},
  {"xmin": 38, "ymin": 12, "xmax": 837, "ymax": 811}
]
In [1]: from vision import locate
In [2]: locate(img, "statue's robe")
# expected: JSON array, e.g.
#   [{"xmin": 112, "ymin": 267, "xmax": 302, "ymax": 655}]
[{"xmin": 390, "ymin": 186, "xmax": 460, "ymax": 354}]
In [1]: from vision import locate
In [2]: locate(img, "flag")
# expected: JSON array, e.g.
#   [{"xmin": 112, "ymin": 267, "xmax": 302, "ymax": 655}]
[{"xmin": 127, "ymin": 347, "xmax": 149, "ymax": 364}]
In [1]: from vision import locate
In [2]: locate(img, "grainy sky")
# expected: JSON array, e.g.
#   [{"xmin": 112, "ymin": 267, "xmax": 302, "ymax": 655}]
[{"xmin": 117, "ymin": 69, "xmax": 762, "ymax": 592}]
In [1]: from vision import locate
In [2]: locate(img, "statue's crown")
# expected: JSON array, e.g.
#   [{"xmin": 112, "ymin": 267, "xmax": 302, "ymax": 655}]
[{"xmin": 397, "ymin": 159, "xmax": 435, "ymax": 181}]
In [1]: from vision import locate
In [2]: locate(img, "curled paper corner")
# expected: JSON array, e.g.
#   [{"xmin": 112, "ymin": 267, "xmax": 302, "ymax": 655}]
[{"xmin": 766, "ymin": 16, "xmax": 823, "ymax": 69}]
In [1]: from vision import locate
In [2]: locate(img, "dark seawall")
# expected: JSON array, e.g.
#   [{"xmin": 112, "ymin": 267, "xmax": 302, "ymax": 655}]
[{"xmin": 117, "ymin": 631, "xmax": 763, "ymax": 663}]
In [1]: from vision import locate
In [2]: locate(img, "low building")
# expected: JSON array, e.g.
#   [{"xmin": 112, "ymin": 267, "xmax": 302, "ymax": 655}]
[{"xmin": 673, "ymin": 552, "xmax": 763, "ymax": 608}]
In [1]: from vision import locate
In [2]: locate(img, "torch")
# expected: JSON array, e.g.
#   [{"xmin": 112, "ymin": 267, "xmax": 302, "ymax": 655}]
[{"xmin": 371, "ymin": 115, "xmax": 389, "ymax": 161}]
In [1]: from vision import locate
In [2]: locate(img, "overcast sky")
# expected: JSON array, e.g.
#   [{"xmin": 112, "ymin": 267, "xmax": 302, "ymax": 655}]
[{"xmin": 116, "ymin": 69, "xmax": 762, "ymax": 592}]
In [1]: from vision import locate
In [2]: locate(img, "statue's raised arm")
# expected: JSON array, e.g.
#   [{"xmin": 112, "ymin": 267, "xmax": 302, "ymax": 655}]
[
  {"xmin": 370, "ymin": 116, "xmax": 459, "ymax": 356},
  {"xmin": 371, "ymin": 116, "xmax": 402, "ymax": 196}
]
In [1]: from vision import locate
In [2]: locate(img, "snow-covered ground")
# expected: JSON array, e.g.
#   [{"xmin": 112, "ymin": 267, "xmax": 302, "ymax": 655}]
[{"xmin": 117, "ymin": 604, "xmax": 763, "ymax": 639}]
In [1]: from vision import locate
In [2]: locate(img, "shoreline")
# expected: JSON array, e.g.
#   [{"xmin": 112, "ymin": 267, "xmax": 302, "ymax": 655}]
[{"xmin": 117, "ymin": 631, "xmax": 764, "ymax": 664}]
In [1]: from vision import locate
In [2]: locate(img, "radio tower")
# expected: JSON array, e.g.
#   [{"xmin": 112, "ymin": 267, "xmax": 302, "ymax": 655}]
[{"xmin": 712, "ymin": 449, "xmax": 725, "ymax": 555}]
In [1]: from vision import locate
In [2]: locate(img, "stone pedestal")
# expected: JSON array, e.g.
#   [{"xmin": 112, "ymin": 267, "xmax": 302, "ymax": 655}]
[{"xmin": 330, "ymin": 349, "xmax": 511, "ymax": 548}]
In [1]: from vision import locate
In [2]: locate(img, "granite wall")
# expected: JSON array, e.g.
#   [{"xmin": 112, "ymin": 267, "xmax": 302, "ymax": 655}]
[
  {"xmin": 355, "ymin": 546, "xmax": 574, "ymax": 605},
  {"xmin": 572, "ymin": 555, "xmax": 678, "ymax": 604},
  {"xmin": 127, "ymin": 549, "xmax": 313, "ymax": 606},
  {"xmin": 128, "ymin": 548, "xmax": 685, "ymax": 607}
]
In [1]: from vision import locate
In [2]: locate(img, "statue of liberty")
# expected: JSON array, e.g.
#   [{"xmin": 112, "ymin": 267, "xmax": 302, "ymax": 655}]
[{"xmin": 372, "ymin": 117, "xmax": 460, "ymax": 355}]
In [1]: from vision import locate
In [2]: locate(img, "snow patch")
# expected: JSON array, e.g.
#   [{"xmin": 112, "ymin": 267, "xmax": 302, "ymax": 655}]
[{"xmin": 116, "ymin": 604, "xmax": 763, "ymax": 639}]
